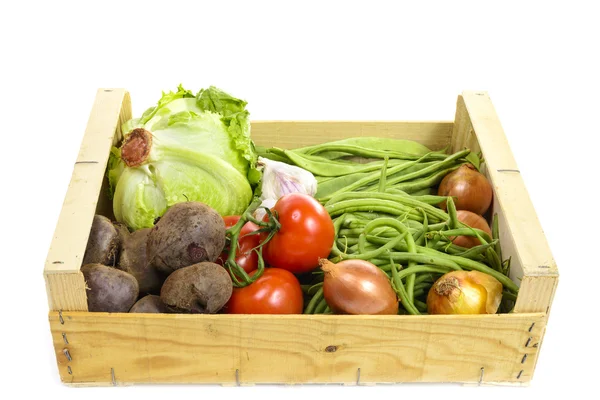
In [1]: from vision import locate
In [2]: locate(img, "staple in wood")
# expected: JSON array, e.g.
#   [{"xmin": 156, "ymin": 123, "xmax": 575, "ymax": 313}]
[
  {"xmin": 62, "ymin": 333, "xmax": 68, "ymax": 344},
  {"xmin": 479, "ymin": 367, "xmax": 484, "ymax": 385},
  {"xmin": 111, "ymin": 368, "xmax": 116, "ymax": 386},
  {"xmin": 516, "ymin": 370, "xmax": 524, "ymax": 379},
  {"xmin": 356, "ymin": 368, "xmax": 361, "ymax": 385},
  {"xmin": 496, "ymin": 169, "xmax": 520, "ymax": 173},
  {"xmin": 528, "ymin": 323, "xmax": 535, "ymax": 332},
  {"xmin": 236, "ymin": 369, "xmax": 240, "ymax": 386},
  {"xmin": 59, "ymin": 311, "xmax": 64, "ymax": 325},
  {"xmin": 521, "ymin": 354, "xmax": 528, "ymax": 364},
  {"xmin": 63, "ymin": 348, "xmax": 72, "ymax": 362},
  {"xmin": 67, "ymin": 366, "xmax": 72, "ymax": 375},
  {"xmin": 525, "ymin": 337, "xmax": 532, "ymax": 347}
]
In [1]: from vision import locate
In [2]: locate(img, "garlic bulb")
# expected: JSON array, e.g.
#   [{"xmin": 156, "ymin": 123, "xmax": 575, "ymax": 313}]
[
  {"xmin": 254, "ymin": 157, "xmax": 317, "ymax": 220},
  {"xmin": 258, "ymin": 157, "xmax": 317, "ymax": 201}
]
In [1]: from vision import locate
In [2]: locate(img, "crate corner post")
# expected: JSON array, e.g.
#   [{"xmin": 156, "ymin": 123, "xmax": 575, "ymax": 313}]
[{"xmin": 44, "ymin": 88, "xmax": 132, "ymax": 385}]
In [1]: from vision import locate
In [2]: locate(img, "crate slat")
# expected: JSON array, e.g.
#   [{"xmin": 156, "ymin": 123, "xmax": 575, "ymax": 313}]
[
  {"xmin": 51, "ymin": 311, "xmax": 546, "ymax": 386},
  {"xmin": 43, "ymin": 89, "xmax": 131, "ymax": 311}
]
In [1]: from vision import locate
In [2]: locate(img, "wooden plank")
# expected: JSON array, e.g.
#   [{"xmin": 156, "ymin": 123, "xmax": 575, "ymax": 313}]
[
  {"xmin": 50, "ymin": 311, "xmax": 545, "ymax": 386},
  {"xmin": 44, "ymin": 89, "xmax": 130, "ymax": 311},
  {"xmin": 45, "ymin": 272, "xmax": 88, "ymax": 313},
  {"xmin": 250, "ymin": 121, "xmax": 454, "ymax": 151},
  {"xmin": 456, "ymin": 92, "xmax": 558, "ymax": 308}
]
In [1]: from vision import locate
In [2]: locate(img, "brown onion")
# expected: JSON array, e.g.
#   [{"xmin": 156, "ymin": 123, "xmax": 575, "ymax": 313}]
[
  {"xmin": 427, "ymin": 271, "xmax": 502, "ymax": 315},
  {"xmin": 451, "ymin": 210, "xmax": 492, "ymax": 248},
  {"xmin": 438, "ymin": 164, "xmax": 493, "ymax": 215},
  {"xmin": 321, "ymin": 259, "xmax": 398, "ymax": 315}
]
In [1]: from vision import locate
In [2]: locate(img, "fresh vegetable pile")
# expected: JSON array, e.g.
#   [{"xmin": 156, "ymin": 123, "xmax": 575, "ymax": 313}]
[{"xmin": 82, "ymin": 85, "xmax": 518, "ymax": 315}]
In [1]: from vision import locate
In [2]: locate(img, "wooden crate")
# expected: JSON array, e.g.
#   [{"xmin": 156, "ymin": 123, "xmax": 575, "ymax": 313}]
[{"xmin": 44, "ymin": 89, "xmax": 558, "ymax": 386}]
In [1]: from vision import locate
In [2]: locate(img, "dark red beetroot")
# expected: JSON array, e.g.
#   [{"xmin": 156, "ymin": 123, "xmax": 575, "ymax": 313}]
[
  {"xmin": 146, "ymin": 202, "xmax": 226, "ymax": 275},
  {"xmin": 160, "ymin": 262, "xmax": 233, "ymax": 314},
  {"xmin": 129, "ymin": 295, "xmax": 170, "ymax": 313},
  {"xmin": 117, "ymin": 227, "xmax": 167, "ymax": 295},
  {"xmin": 83, "ymin": 215, "xmax": 121, "ymax": 266},
  {"xmin": 81, "ymin": 264, "xmax": 139, "ymax": 312}
]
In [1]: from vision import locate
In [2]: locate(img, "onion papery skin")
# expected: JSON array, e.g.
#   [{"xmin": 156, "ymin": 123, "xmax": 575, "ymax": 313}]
[
  {"xmin": 438, "ymin": 164, "xmax": 493, "ymax": 215},
  {"xmin": 427, "ymin": 270, "xmax": 502, "ymax": 315},
  {"xmin": 321, "ymin": 259, "xmax": 398, "ymax": 315}
]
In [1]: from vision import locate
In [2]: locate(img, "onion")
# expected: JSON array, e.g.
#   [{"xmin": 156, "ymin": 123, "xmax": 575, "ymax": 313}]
[
  {"xmin": 427, "ymin": 271, "xmax": 502, "ymax": 315},
  {"xmin": 451, "ymin": 210, "xmax": 493, "ymax": 248},
  {"xmin": 320, "ymin": 259, "xmax": 398, "ymax": 315},
  {"xmin": 438, "ymin": 164, "xmax": 493, "ymax": 215}
]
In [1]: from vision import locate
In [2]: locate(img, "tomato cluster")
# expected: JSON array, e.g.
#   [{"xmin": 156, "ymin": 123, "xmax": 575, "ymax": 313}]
[{"xmin": 218, "ymin": 193, "xmax": 335, "ymax": 314}]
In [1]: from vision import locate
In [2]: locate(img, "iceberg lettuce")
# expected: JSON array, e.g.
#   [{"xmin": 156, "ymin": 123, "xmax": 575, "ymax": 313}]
[{"xmin": 109, "ymin": 85, "xmax": 257, "ymax": 230}]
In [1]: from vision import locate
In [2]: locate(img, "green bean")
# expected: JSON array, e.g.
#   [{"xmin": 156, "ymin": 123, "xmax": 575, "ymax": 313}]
[
  {"xmin": 414, "ymin": 299, "xmax": 428, "ymax": 313},
  {"xmin": 382, "ymin": 166, "xmax": 461, "ymax": 194},
  {"xmin": 415, "ymin": 272, "xmax": 440, "ymax": 285},
  {"xmin": 326, "ymin": 199, "xmax": 423, "ymax": 221},
  {"xmin": 415, "ymin": 211, "xmax": 428, "ymax": 246},
  {"xmin": 314, "ymin": 298, "xmax": 329, "ymax": 314},
  {"xmin": 451, "ymin": 240, "xmax": 498, "ymax": 260},
  {"xmin": 390, "ymin": 259, "xmax": 420, "ymax": 315},
  {"xmin": 304, "ymin": 287, "xmax": 324, "ymax": 314},
  {"xmin": 378, "ymin": 156, "xmax": 389, "ymax": 192},
  {"xmin": 502, "ymin": 257, "xmax": 511, "ymax": 276},
  {"xmin": 282, "ymin": 148, "xmax": 412, "ymax": 177},
  {"xmin": 429, "ymin": 228, "xmax": 493, "ymax": 245},
  {"xmin": 394, "ymin": 265, "xmax": 453, "ymax": 281},
  {"xmin": 414, "ymin": 281, "xmax": 433, "ymax": 292},
  {"xmin": 484, "ymin": 247, "xmax": 502, "ymax": 272},
  {"xmin": 409, "ymin": 188, "xmax": 436, "ymax": 196},
  {"xmin": 337, "ymin": 231, "xmax": 408, "ymax": 262},
  {"xmin": 315, "ymin": 175, "xmax": 335, "ymax": 183},
  {"xmin": 319, "ymin": 157, "xmax": 438, "ymax": 201},
  {"xmin": 383, "ymin": 149, "xmax": 470, "ymax": 187},
  {"xmin": 363, "ymin": 218, "xmax": 419, "ymax": 302},
  {"xmin": 417, "ymin": 247, "xmax": 519, "ymax": 293},
  {"xmin": 492, "ymin": 213, "xmax": 503, "ymax": 264},
  {"xmin": 502, "ymin": 291, "xmax": 518, "ymax": 302},
  {"xmin": 256, "ymin": 146, "xmax": 292, "ymax": 164},
  {"xmin": 447, "ymin": 197, "xmax": 459, "ymax": 230},
  {"xmin": 379, "ymin": 253, "xmax": 463, "ymax": 271},
  {"xmin": 316, "ymin": 172, "xmax": 371, "ymax": 199},
  {"xmin": 339, "ymin": 227, "xmax": 399, "ymax": 238},
  {"xmin": 294, "ymin": 137, "xmax": 444, "ymax": 157},
  {"xmin": 295, "ymin": 140, "xmax": 449, "ymax": 161},
  {"xmin": 307, "ymin": 282, "xmax": 323, "ymax": 295},
  {"xmin": 326, "ymin": 192, "xmax": 447, "ymax": 223}
]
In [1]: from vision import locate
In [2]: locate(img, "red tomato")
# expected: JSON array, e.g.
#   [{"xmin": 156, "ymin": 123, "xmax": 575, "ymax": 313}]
[
  {"xmin": 215, "ymin": 216, "xmax": 260, "ymax": 273},
  {"xmin": 224, "ymin": 268, "xmax": 304, "ymax": 314},
  {"xmin": 261, "ymin": 193, "xmax": 335, "ymax": 274}
]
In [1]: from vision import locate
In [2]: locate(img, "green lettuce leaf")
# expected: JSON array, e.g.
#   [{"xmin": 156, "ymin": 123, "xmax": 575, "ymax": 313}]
[{"xmin": 109, "ymin": 85, "xmax": 257, "ymax": 230}]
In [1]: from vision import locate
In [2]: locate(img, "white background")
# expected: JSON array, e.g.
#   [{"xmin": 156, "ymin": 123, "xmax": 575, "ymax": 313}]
[{"xmin": 1, "ymin": 0, "xmax": 597, "ymax": 398}]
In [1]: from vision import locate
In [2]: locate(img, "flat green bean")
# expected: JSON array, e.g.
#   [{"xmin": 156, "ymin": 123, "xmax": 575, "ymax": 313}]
[{"xmin": 293, "ymin": 137, "xmax": 441, "ymax": 157}]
